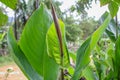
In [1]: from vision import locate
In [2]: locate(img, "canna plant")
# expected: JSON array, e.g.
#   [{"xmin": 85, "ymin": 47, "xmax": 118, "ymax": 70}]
[
  {"xmin": 8, "ymin": 1, "xmax": 120, "ymax": 80},
  {"xmin": 96, "ymin": 11, "xmax": 120, "ymax": 80},
  {"xmin": 7, "ymin": 2, "xmax": 112, "ymax": 80}
]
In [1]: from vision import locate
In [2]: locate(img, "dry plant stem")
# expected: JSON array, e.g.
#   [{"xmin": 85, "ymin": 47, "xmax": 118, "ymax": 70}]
[
  {"xmin": 4, "ymin": 72, "xmax": 9, "ymax": 80},
  {"xmin": 34, "ymin": 0, "xmax": 39, "ymax": 9},
  {"xmin": 51, "ymin": 4, "xmax": 64, "ymax": 80}
]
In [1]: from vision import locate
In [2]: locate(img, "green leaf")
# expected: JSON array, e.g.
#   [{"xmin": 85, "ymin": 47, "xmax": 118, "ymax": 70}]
[
  {"xmin": 100, "ymin": 0, "xmax": 111, "ymax": 6},
  {"xmin": 19, "ymin": 4, "xmax": 59, "ymax": 80},
  {"xmin": 72, "ymin": 13, "xmax": 111, "ymax": 80},
  {"xmin": 0, "ymin": 0, "xmax": 17, "ymax": 10},
  {"xmin": 46, "ymin": 20, "xmax": 70, "ymax": 67},
  {"xmin": 105, "ymin": 19, "xmax": 117, "ymax": 42},
  {"xmin": 68, "ymin": 66, "xmax": 74, "ymax": 76},
  {"xmin": 0, "ymin": 32, "xmax": 6, "ymax": 42},
  {"xmin": 82, "ymin": 66, "xmax": 96, "ymax": 80},
  {"xmin": 90, "ymin": 14, "xmax": 111, "ymax": 49},
  {"xmin": 99, "ymin": 12, "xmax": 120, "ymax": 42},
  {"xmin": 106, "ymin": 29, "xmax": 116, "ymax": 42},
  {"xmin": 72, "ymin": 37, "xmax": 91, "ymax": 80},
  {"xmin": 69, "ymin": 51, "xmax": 76, "ymax": 62},
  {"xmin": 115, "ymin": 36, "xmax": 120, "ymax": 76},
  {"xmin": 114, "ymin": 0, "xmax": 120, "ymax": 4},
  {"xmin": 7, "ymin": 27, "xmax": 43, "ymax": 80},
  {"xmin": 0, "ymin": 11, "xmax": 8, "ymax": 26},
  {"xmin": 108, "ymin": 1, "xmax": 119, "ymax": 18},
  {"xmin": 106, "ymin": 43, "xmax": 115, "ymax": 70},
  {"xmin": 104, "ymin": 70, "xmax": 116, "ymax": 80}
]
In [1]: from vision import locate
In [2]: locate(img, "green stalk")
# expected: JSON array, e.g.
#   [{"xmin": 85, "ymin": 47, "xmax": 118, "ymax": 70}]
[
  {"xmin": 14, "ymin": 10, "xmax": 18, "ymax": 40},
  {"xmin": 115, "ymin": 15, "xmax": 118, "ymax": 39}
]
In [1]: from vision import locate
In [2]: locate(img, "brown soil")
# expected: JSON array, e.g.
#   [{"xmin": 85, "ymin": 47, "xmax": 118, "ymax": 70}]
[{"xmin": 0, "ymin": 64, "xmax": 27, "ymax": 80}]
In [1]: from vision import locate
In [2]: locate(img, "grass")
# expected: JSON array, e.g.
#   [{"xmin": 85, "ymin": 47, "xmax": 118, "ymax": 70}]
[{"xmin": 0, "ymin": 54, "xmax": 14, "ymax": 67}]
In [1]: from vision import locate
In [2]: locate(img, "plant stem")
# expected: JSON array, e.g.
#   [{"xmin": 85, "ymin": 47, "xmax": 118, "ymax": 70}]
[
  {"xmin": 51, "ymin": 3, "xmax": 64, "ymax": 80},
  {"xmin": 51, "ymin": 4, "xmax": 64, "ymax": 58},
  {"xmin": 34, "ymin": 0, "xmax": 39, "ymax": 9},
  {"xmin": 61, "ymin": 68, "xmax": 64, "ymax": 80},
  {"xmin": 14, "ymin": 10, "xmax": 18, "ymax": 40},
  {"xmin": 115, "ymin": 15, "xmax": 118, "ymax": 39}
]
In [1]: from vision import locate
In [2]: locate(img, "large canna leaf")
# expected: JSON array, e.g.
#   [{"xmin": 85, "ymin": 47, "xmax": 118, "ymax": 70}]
[
  {"xmin": 19, "ymin": 4, "xmax": 59, "ymax": 80},
  {"xmin": 46, "ymin": 20, "xmax": 70, "ymax": 67},
  {"xmin": 72, "ymin": 12, "xmax": 111, "ymax": 80},
  {"xmin": 72, "ymin": 37, "xmax": 91, "ymax": 80},
  {"xmin": 0, "ymin": 0, "xmax": 17, "ymax": 10},
  {"xmin": 7, "ymin": 27, "xmax": 43, "ymax": 80},
  {"xmin": 99, "ymin": 12, "xmax": 120, "ymax": 42}
]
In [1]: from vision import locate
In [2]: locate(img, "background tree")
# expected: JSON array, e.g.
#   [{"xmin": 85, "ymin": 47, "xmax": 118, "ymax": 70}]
[
  {"xmin": 65, "ymin": 15, "xmax": 82, "ymax": 42},
  {"xmin": 79, "ymin": 17, "xmax": 99, "ymax": 39}
]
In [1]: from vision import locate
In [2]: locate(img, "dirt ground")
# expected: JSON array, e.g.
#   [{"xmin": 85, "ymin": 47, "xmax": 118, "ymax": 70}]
[{"xmin": 0, "ymin": 64, "xmax": 27, "ymax": 80}]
